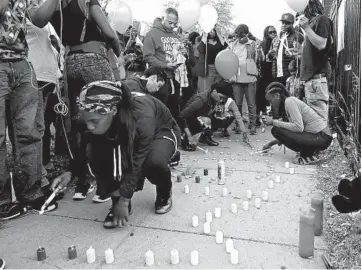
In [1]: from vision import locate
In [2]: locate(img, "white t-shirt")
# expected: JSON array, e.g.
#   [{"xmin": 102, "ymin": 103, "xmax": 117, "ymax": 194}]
[{"xmin": 26, "ymin": 21, "xmax": 61, "ymax": 84}]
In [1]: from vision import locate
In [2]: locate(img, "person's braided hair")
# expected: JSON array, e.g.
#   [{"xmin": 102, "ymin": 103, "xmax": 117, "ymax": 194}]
[{"xmin": 265, "ymin": 82, "xmax": 289, "ymax": 120}]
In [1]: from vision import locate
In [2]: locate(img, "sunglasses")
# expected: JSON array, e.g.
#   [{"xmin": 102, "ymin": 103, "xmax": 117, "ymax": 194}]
[{"xmin": 268, "ymin": 31, "xmax": 277, "ymax": 34}]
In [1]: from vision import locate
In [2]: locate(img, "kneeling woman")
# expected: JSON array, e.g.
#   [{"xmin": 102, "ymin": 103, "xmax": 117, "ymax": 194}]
[
  {"xmin": 52, "ymin": 81, "xmax": 180, "ymax": 228},
  {"xmin": 262, "ymin": 83, "xmax": 332, "ymax": 165}
]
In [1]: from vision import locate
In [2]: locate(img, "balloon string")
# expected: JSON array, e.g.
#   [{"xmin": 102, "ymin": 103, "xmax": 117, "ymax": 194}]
[{"xmin": 204, "ymin": 39, "xmax": 207, "ymax": 92}]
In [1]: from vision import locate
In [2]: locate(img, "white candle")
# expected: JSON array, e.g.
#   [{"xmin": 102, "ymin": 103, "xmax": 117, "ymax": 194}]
[
  {"xmin": 203, "ymin": 222, "xmax": 211, "ymax": 234},
  {"xmin": 275, "ymin": 175, "xmax": 281, "ymax": 183},
  {"xmin": 290, "ymin": 168, "xmax": 295, "ymax": 174},
  {"xmin": 268, "ymin": 180, "xmax": 274, "ymax": 189},
  {"xmin": 255, "ymin": 198, "xmax": 261, "ymax": 209},
  {"xmin": 145, "ymin": 250, "xmax": 154, "ymax": 266},
  {"xmin": 192, "ymin": 215, "xmax": 199, "ymax": 227},
  {"xmin": 231, "ymin": 203, "xmax": 238, "ymax": 213},
  {"xmin": 184, "ymin": 185, "xmax": 189, "ymax": 194},
  {"xmin": 225, "ymin": 239, "xmax": 234, "ymax": 253},
  {"xmin": 206, "ymin": 211, "xmax": 213, "ymax": 222},
  {"xmin": 285, "ymin": 162, "xmax": 290, "ymax": 168},
  {"xmin": 246, "ymin": 189, "xmax": 252, "ymax": 199},
  {"xmin": 204, "ymin": 186, "xmax": 210, "ymax": 196},
  {"xmin": 170, "ymin": 249, "xmax": 179, "ymax": 265},
  {"xmin": 222, "ymin": 187, "xmax": 228, "ymax": 197},
  {"xmin": 243, "ymin": 201, "xmax": 249, "ymax": 211},
  {"xmin": 230, "ymin": 249, "xmax": 239, "ymax": 265},
  {"xmin": 214, "ymin": 207, "xmax": 222, "ymax": 218},
  {"xmin": 215, "ymin": 231, "xmax": 224, "ymax": 244},
  {"xmin": 105, "ymin": 248, "xmax": 114, "ymax": 264},
  {"xmin": 190, "ymin": 250, "xmax": 199, "ymax": 266},
  {"xmin": 86, "ymin": 246, "xmax": 96, "ymax": 264},
  {"xmin": 262, "ymin": 191, "xmax": 268, "ymax": 201}
]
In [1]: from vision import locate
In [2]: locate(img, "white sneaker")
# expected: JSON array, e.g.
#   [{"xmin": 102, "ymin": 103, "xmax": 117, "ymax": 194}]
[
  {"xmin": 73, "ymin": 184, "xmax": 95, "ymax": 201},
  {"xmin": 92, "ymin": 194, "xmax": 111, "ymax": 203}
]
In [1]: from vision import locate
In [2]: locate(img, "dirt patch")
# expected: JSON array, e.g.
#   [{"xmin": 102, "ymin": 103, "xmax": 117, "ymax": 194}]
[{"xmin": 317, "ymin": 140, "xmax": 361, "ymax": 269}]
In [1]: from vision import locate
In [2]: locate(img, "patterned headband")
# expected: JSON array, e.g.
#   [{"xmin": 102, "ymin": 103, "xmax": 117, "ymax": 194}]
[{"xmin": 77, "ymin": 81, "xmax": 123, "ymax": 114}]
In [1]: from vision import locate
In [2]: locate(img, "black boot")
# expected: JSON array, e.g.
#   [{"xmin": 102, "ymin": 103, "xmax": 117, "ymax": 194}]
[
  {"xmin": 155, "ymin": 184, "xmax": 172, "ymax": 215},
  {"xmin": 199, "ymin": 129, "xmax": 219, "ymax": 146}
]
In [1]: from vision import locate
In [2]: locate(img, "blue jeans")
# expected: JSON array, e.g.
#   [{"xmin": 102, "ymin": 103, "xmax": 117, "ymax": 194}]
[
  {"xmin": 304, "ymin": 76, "xmax": 329, "ymax": 124},
  {"xmin": 232, "ymin": 82, "xmax": 257, "ymax": 126},
  {"xmin": 0, "ymin": 59, "xmax": 43, "ymax": 206}
]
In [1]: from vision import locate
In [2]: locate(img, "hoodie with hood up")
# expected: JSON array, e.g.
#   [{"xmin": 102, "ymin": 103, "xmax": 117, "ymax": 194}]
[{"xmin": 143, "ymin": 18, "xmax": 181, "ymax": 78}]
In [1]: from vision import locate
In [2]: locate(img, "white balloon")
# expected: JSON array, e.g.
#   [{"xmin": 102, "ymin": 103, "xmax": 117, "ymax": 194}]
[
  {"xmin": 285, "ymin": 0, "xmax": 309, "ymax": 12},
  {"xmin": 179, "ymin": 0, "xmax": 201, "ymax": 31},
  {"xmin": 106, "ymin": 0, "xmax": 133, "ymax": 34},
  {"xmin": 199, "ymin": 0, "xmax": 209, "ymax": 6},
  {"xmin": 198, "ymin": 4, "xmax": 218, "ymax": 33}
]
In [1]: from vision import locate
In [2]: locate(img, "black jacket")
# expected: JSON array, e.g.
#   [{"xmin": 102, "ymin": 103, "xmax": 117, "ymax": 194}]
[{"xmin": 116, "ymin": 93, "xmax": 180, "ymax": 198}]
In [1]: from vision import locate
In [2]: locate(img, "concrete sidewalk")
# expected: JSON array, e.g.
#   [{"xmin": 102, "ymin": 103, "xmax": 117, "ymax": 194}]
[{"xmin": 0, "ymin": 126, "xmax": 326, "ymax": 269}]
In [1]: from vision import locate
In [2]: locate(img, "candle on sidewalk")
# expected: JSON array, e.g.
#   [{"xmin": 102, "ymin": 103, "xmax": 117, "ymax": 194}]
[
  {"xmin": 204, "ymin": 222, "xmax": 211, "ymax": 234},
  {"xmin": 206, "ymin": 211, "xmax": 213, "ymax": 222},
  {"xmin": 285, "ymin": 162, "xmax": 290, "ymax": 168},
  {"xmin": 192, "ymin": 215, "xmax": 199, "ymax": 227},
  {"xmin": 243, "ymin": 201, "xmax": 249, "ymax": 211},
  {"xmin": 222, "ymin": 187, "xmax": 228, "ymax": 197},
  {"xmin": 184, "ymin": 185, "xmax": 189, "ymax": 194},
  {"xmin": 268, "ymin": 180, "xmax": 274, "ymax": 189},
  {"xmin": 275, "ymin": 175, "xmax": 281, "ymax": 183},
  {"xmin": 246, "ymin": 189, "xmax": 252, "ymax": 199},
  {"xmin": 231, "ymin": 203, "xmax": 238, "ymax": 213},
  {"xmin": 145, "ymin": 250, "xmax": 154, "ymax": 266},
  {"xmin": 170, "ymin": 249, "xmax": 179, "ymax": 265},
  {"xmin": 290, "ymin": 168, "xmax": 295, "ymax": 174},
  {"xmin": 191, "ymin": 250, "xmax": 199, "ymax": 266},
  {"xmin": 105, "ymin": 248, "xmax": 114, "ymax": 264},
  {"xmin": 86, "ymin": 246, "xmax": 96, "ymax": 264},
  {"xmin": 214, "ymin": 207, "xmax": 222, "ymax": 218},
  {"xmin": 262, "ymin": 191, "xmax": 268, "ymax": 201},
  {"xmin": 225, "ymin": 239, "xmax": 234, "ymax": 253},
  {"xmin": 204, "ymin": 186, "xmax": 210, "ymax": 195},
  {"xmin": 216, "ymin": 231, "xmax": 224, "ymax": 244},
  {"xmin": 230, "ymin": 249, "xmax": 239, "ymax": 265},
  {"xmin": 255, "ymin": 198, "xmax": 261, "ymax": 209}
]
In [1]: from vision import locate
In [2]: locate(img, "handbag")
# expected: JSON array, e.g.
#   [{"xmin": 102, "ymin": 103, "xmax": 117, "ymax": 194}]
[{"xmin": 246, "ymin": 58, "xmax": 258, "ymax": 77}]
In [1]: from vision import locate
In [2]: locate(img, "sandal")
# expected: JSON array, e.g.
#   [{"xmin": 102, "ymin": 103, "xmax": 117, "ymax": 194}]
[{"xmin": 292, "ymin": 155, "xmax": 321, "ymax": 165}]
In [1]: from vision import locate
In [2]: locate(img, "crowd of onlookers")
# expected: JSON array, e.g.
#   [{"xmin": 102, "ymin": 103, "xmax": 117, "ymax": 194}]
[{"xmin": 0, "ymin": 0, "xmax": 360, "ymax": 235}]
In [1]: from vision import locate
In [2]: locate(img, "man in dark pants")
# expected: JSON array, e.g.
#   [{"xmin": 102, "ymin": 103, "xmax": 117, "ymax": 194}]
[{"xmin": 143, "ymin": 8, "xmax": 183, "ymax": 122}]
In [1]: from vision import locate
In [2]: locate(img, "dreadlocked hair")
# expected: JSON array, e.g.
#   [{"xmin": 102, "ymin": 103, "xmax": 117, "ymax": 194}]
[
  {"xmin": 117, "ymin": 84, "xmax": 135, "ymax": 173},
  {"xmin": 304, "ymin": 0, "xmax": 324, "ymax": 19}
]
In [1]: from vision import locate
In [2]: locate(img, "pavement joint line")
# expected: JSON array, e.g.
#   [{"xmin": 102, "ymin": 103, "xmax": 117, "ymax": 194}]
[
  {"xmin": 174, "ymin": 166, "xmax": 315, "ymax": 176},
  {"xmin": 40, "ymin": 213, "xmax": 327, "ymax": 252}
]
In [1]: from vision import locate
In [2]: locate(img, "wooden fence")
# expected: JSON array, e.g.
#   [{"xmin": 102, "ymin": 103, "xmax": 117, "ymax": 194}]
[{"xmin": 328, "ymin": 0, "xmax": 361, "ymax": 154}]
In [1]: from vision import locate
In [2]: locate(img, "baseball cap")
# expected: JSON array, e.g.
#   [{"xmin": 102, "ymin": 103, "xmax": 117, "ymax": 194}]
[{"xmin": 280, "ymin": 13, "xmax": 295, "ymax": 23}]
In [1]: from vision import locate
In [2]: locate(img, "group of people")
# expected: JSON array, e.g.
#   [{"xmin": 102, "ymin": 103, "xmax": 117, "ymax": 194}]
[{"xmin": 1, "ymin": 0, "xmax": 355, "ymax": 233}]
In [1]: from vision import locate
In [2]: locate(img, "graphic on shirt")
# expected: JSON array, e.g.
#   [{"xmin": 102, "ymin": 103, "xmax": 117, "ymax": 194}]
[
  {"xmin": 161, "ymin": 36, "xmax": 183, "ymax": 64},
  {"xmin": 0, "ymin": 0, "xmax": 38, "ymax": 59}
]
